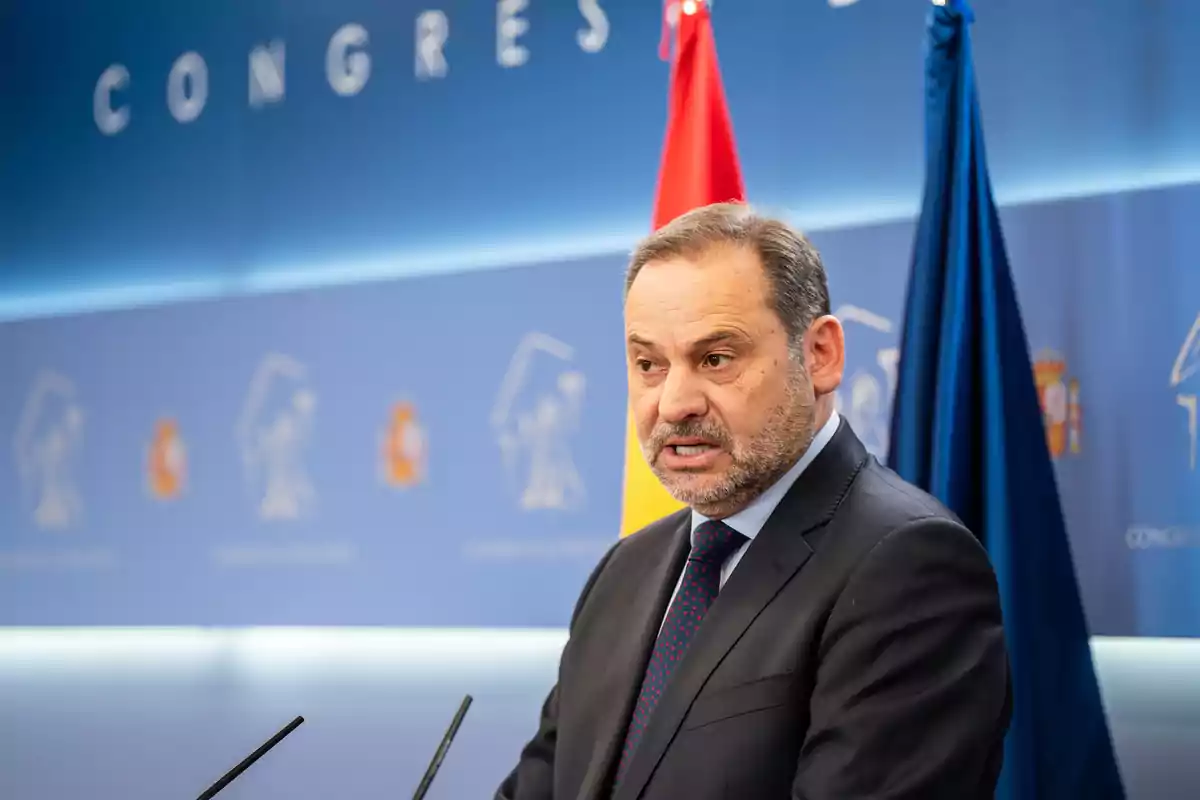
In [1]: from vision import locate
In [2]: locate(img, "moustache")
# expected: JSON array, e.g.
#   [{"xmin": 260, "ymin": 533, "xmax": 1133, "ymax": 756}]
[{"xmin": 648, "ymin": 419, "xmax": 732, "ymax": 456}]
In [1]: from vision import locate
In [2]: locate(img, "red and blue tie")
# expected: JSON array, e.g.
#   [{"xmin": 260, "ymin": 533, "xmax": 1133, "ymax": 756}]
[{"xmin": 613, "ymin": 519, "xmax": 748, "ymax": 789}]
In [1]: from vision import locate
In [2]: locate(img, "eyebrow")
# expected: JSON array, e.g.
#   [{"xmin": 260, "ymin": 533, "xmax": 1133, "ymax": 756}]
[
  {"xmin": 691, "ymin": 330, "xmax": 748, "ymax": 350},
  {"xmin": 626, "ymin": 329, "xmax": 749, "ymax": 351}
]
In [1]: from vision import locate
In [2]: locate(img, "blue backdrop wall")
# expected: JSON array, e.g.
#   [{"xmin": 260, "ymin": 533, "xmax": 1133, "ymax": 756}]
[
  {"xmin": 2, "ymin": 0, "xmax": 1199, "ymax": 797},
  {"xmin": 3, "ymin": 185, "xmax": 1198, "ymax": 637}
]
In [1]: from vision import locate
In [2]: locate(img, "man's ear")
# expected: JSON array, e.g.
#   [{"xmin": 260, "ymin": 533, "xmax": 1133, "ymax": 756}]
[{"xmin": 805, "ymin": 315, "xmax": 845, "ymax": 396}]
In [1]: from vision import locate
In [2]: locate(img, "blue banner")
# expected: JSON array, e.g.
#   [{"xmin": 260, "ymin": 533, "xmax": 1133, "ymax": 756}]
[{"xmin": 2, "ymin": 183, "xmax": 1199, "ymax": 633}]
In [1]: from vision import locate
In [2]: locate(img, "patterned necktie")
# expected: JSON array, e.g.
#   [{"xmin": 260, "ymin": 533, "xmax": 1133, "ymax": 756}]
[{"xmin": 613, "ymin": 519, "xmax": 748, "ymax": 789}]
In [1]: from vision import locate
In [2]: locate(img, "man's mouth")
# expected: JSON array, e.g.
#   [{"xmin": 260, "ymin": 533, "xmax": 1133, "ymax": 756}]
[
  {"xmin": 660, "ymin": 437, "xmax": 723, "ymax": 468},
  {"xmin": 670, "ymin": 443, "xmax": 716, "ymax": 456}
]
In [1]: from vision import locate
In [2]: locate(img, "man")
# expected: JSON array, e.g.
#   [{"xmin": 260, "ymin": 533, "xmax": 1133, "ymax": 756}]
[{"xmin": 496, "ymin": 202, "xmax": 1011, "ymax": 799}]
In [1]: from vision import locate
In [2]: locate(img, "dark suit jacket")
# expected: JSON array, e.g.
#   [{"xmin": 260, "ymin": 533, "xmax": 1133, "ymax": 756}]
[{"xmin": 497, "ymin": 421, "xmax": 1011, "ymax": 800}]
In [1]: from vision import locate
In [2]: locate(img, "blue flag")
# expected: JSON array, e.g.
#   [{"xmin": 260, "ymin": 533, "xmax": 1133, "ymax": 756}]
[{"xmin": 886, "ymin": 2, "xmax": 1125, "ymax": 797}]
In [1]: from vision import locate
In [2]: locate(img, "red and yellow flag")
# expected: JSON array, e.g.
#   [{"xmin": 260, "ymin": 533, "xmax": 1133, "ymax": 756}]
[{"xmin": 619, "ymin": 0, "xmax": 746, "ymax": 536}]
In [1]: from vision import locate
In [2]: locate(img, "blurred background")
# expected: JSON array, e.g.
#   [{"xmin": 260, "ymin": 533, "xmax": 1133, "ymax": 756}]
[{"xmin": 1, "ymin": 0, "xmax": 1198, "ymax": 797}]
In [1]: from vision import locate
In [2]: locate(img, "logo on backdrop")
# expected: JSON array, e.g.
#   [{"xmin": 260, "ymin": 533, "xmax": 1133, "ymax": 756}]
[
  {"xmin": 146, "ymin": 417, "xmax": 187, "ymax": 501},
  {"xmin": 1033, "ymin": 349, "xmax": 1083, "ymax": 459},
  {"xmin": 491, "ymin": 332, "xmax": 586, "ymax": 511},
  {"xmin": 1123, "ymin": 311, "xmax": 1200, "ymax": 553},
  {"xmin": 834, "ymin": 305, "xmax": 899, "ymax": 460},
  {"xmin": 1170, "ymin": 311, "xmax": 1200, "ymax": 471},
  {"xmin": 13, "ymin": 371, "xmax": 85, "ymax": 530},
  {"xmin": 236, "ymin": 353, "xmax": 317, "ymax": 521},
  {"xmin": 380, "ymin": 400, "xmax": 427, "ymax": 488}
]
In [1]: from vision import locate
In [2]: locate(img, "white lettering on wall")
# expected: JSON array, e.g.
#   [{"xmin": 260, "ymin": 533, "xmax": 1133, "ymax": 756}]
[
  {"xmin": 94, "ymin": 64, "xmax": 130, "ymax": 135},
  {"xmin": 327, "ymin": 23, "xmax": 371, "ymax": 96},
  {"xmin": 249, "ymin": 40, "xmax": 286, "ymax": 108},
  {"xmin": 167, "ymin": 52, "xmax": 209, "ymax": 124},
  {"xmin": 497, "ymin": 0, "xmax": 530, "ymax": 68},
  {"xmin": 91, "ymin": 9, "xmax": 651, "ymax": 134},
  {"xmin": 1180, "ymin": 394, "xmax": 1198, "ymax": 470},
  {"xmin": 577, "ymin": 0, "xmax": 608, "ymax": 54},
  {"xmin": 415, "ymin": 11, "xmax": 450, "ymax": 80}
]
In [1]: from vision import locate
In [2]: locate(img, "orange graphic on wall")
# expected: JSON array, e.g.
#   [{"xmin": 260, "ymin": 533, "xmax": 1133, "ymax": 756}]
[
  {"xmin": 147, "ymin": 417, "xmax": 187, "ymax": 499},
  {"xmin": 382, "ymin": 401, "xmax": 426, "ymax": 487},
  {"xmin": 1033, "ymin": 350, "xmax": 1082, "ymax": 460}
]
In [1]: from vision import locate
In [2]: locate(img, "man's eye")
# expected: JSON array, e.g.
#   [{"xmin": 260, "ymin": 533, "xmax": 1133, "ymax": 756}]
[
  {"xmin": 636, "ymin": 359, "xmax": 655, "ymax": 372},
  {"xmin": 703, "ymin": 353, "xmax": 731, "ymax": 368}
]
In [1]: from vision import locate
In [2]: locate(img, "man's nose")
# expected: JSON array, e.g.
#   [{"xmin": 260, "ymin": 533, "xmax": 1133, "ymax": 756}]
[{"xmin": 658, "ymin": 367, "xmax": 708, "ymax": 424}]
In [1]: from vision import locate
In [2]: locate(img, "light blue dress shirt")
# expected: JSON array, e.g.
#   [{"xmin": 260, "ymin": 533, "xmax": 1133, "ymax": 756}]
[{"xmin": 660, "ymin": 410, "xmax": 842, "ymax": 626}]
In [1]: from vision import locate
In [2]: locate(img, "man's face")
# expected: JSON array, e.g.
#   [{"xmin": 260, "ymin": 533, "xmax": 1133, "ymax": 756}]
[{"xmin": 624, "ymin": 245, "xmax": 842, "ymax": 518}]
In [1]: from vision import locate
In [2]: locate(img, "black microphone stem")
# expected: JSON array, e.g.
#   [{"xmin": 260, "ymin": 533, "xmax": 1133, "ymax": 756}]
[
  {"xmin": 195, "ymin": 715, "xmax": 305, "ymax": 800},
  {"xmin": 413, "ymin": 695, "xmax": 473, "ymax": 800}
]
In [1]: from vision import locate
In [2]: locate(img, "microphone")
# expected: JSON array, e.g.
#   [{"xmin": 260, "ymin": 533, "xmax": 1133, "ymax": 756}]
[
  {"xmin": 195, "ymin": 715, "xmax": 305, "ymax": 800},
  {"xmin": 412, "ymin": 695, "xmax": 473, "ymax": 800}
]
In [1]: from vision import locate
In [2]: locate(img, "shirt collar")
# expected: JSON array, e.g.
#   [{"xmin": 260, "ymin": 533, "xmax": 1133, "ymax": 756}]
[{"xmin": 690, "ymin": 410, "xmax": 841, "ymax": 542}]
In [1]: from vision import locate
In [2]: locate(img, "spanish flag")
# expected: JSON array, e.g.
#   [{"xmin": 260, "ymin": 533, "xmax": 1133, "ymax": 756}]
[{"xmin": 619, "ymin": 0, "xmax": 746, "ymax": 536}]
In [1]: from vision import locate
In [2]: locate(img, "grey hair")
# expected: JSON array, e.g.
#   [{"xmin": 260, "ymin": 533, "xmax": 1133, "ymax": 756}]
[{"xmin": 624, "ymin": 202, "xmax": 831, "ymax": 350}]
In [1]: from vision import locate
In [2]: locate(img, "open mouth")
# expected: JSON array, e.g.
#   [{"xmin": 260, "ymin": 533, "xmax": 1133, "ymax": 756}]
[
  {"xmin": 670, "ymin": 443, "xmax": 716, "ymax": 456},
  {"xmin": 660, "ymin": 438, "xmax": 723, "ymax": 469}
]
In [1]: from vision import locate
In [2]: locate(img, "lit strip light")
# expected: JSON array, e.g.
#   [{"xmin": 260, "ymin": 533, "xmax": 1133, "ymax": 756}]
[
  {"xmin": 0, "ymin": 628, "xmax": 570, "ymax": 678},
  {"xmin": 2, "ymin": 163, "xmax": 1199, "ymax": 324},
  {"xmin": 0, "ymin": 628, "xmax": 1195, "ymax": 672},
  {"xmin": 0, "ymin": 227, "xmax": 642, "ymax": 324},
  {"xmin": 1089, "ymin": 635, "xmax": 1200, "ymax": 670},
  {"xmin": 782, "ymin": 162, "xmax": 1200, "ymax": 232}
]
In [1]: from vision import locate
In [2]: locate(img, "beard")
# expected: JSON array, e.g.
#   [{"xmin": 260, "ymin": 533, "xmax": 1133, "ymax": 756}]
[{"xmin": 642, "ymin": 363, "xmax": 819, "ymax": 518}]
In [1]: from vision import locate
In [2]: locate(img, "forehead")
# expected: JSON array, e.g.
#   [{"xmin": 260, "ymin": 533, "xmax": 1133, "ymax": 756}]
[{"xmin": 625, "ymin": 245, "xmax": 774, "ymax": 335}]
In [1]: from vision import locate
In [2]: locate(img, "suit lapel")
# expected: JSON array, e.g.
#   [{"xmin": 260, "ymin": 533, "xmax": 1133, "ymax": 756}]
[
  {"xmin": 576, "ymin": 512, "xmax": 691, "ymax": 800},
  {"xmin": 614, "ymin": 420, "xmax": 869, "ymax": 800}
]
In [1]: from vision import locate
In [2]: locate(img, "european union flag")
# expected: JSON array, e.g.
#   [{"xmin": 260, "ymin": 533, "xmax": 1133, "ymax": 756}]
[{"xmin": 886, "ymin": 2, "xmax": 1125, "ymax": 797}]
